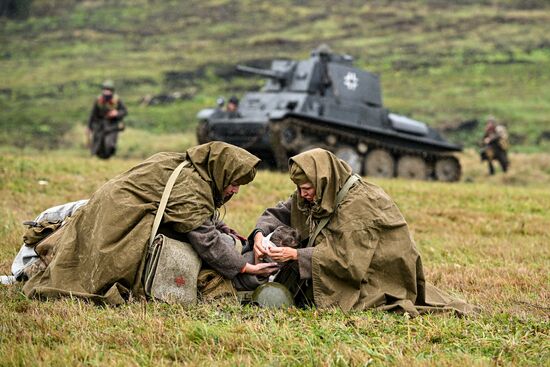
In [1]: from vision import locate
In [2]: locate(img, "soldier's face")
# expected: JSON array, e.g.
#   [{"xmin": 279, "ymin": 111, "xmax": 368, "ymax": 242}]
[
  {"xmin": 298, "ymin": 182, "xmax": 316, "ymax": 202},
  {"xmin": 227, "ymin": 102, "xmax": 237, "ymax": 112},
  {"xmin": 222, "ymin": 182, "xmax": 240, "ymax": 201},
  {"xmin": 102, "ymin": 88, "xmax": 113, "ymax": 98}
]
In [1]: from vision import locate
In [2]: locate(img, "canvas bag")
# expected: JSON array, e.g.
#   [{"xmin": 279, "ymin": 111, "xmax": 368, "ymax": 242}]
[
  {"xmin": 143, "ymin": 160, "xmax": 202, "ymax": 305},
  {"xmin": 22, "ymin": 220, "xmax": 64, "ymax": 246}
]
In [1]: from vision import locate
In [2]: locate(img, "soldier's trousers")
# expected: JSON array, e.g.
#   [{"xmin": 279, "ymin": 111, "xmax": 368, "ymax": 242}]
[
  {"xmin": 91, "ymin": 121, "xmax": 119, "ymax": 159},
  {"xmin": 274, "ymin": 261, "xmax": 314, "ymax": 307},
  {"xmin": 487, "ymin": 148, "xmax": 509, "ymax": 175}
]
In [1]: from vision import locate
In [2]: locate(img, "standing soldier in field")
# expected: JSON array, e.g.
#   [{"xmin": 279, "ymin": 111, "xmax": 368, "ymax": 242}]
[
  {"xmin": 87, "ymin": 80, "xmax": 128, "ymax": 159},
  {"xmin": 480, "ymin": 116, "xmax": 509, "ymax": 175}
]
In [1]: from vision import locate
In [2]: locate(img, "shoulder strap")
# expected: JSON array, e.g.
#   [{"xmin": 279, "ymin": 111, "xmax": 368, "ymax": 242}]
[
  {"xmin": 307, "ymin": 174, "xmax": 360, "ymax": 248},
  {"xmin": 149, "ymin": 160, "xmax": 189, "ymax": 246}
]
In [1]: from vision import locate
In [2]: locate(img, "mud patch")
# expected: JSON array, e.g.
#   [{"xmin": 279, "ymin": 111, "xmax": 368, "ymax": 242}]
[
  {"xmin": 211, "ymin": 64, "xmax": 240, "ymax": 80},
  {"xmin": 536, "ymin": 131, "xmax": 550, "ymax": 145},
  {"xmin": 509, "ymin": 132, "xmax": 528, "ymax": 145},
  {"xmin": 216, "ymin": 58, "xmax": 273, "ymax": 80},
  {"xmin": 140, "ymin": 88, "xmax": 198, "ymax": 106},
  {"xmin": 440, "ymin": 119, "xmax": 479, "ymax": 134},
  {"xmin": 164, "ymin": 58, "xmax": 273, "ymax": 87},
  {"xmin": 118, "ymin": 77, "xmax": 157, "ymax": 88},
  {"xmin": 392, "ymin": 58, "xmax": 442, "ymax": 71},
  {"xmin": 0, "ymin": 88, "xmax": 13, "ymax": 98},
  {"xmin": 251, "ymin": 38, "xmax": 301, "ymax": 48},
  {"xmin": 221, "ymin": 84, "xmax": 262, "ymax": 94},
  {"xmin": 164, "ymin": 70, "xmax": 204, "ymax": 89}
]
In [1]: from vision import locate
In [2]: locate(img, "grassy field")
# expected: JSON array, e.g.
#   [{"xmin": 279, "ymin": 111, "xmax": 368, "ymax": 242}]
[
  {"xmin": 1, "ymin": 0, "xmax": 549, "ymax": 365},
  {"xmin": 0, "ymin": 148, "xmax": 548, "ymax": 366},
  {"xmin": 1, "ymin": 0, "xmax": 549, "ymax": 151}
]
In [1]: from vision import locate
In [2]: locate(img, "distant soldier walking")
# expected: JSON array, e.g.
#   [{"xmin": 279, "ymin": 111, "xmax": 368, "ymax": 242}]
[
  {"xmin": 87, "ymin": 80, "xmax": 128, "ymax": 159},
  {"xmin": 480, "ymin": 116, "xmax": 509, "ymax": 175}
]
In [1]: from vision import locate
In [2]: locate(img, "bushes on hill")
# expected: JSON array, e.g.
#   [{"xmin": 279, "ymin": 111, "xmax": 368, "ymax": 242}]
[{"xmin": 0, "ymin": 0, "xmax": 32, "ymax": 19}]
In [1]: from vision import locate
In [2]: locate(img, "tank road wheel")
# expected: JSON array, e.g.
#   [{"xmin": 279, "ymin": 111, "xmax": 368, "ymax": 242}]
[
  {"xmin": 435, "ymin": 156, "xmax": 461, "ymax": 182},
  {"xmin": 396, "ymin": 155, "xmax": 428, "ymax": 180},
  {"xmin": 334, "ymin": 145, "xmax": 363, "ymax": 174},
  {"xmin": 280, "ymin": 124, "xmax": 302, "ymax": 150},
  {"xmin": 269, "ymin": 121, "xmax": 293, "ymax": 171},
  {"xmin": 364, "ymin": 149, "xmax": 395, "ymax": 178}
]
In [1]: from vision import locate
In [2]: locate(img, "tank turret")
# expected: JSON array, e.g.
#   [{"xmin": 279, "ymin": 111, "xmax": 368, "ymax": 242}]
[{"xmin": 196, "ymin": 46, "xmax": 462, "ymax": 181}]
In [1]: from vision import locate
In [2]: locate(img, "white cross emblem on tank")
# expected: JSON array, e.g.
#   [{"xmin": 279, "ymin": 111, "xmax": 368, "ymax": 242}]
[{"xmin": 343, "ymin": 72, "xmax": 359, "ymax": 91}]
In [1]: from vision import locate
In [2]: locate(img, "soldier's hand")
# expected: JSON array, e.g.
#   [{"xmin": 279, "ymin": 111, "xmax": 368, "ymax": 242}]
[
  {"xmin": 243, "ymin": 262, "xmax": 280, "ymax": 276},
  {"xmin": 253, "ymin": 232, "xmax": 269, "ymax": 261},
  {"xmin": 107, "ymin": 110, "xmax": 118, "ymax": 118},
  {"xmin": 267, "ymin": 246, "xmax": 298, "ymax": 263}
]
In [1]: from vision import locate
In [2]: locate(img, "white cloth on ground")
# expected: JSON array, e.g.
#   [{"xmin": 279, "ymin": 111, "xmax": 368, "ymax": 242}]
[{"xmin": 11, "ymin": 199, "xmax": 89, "ymax": 280}]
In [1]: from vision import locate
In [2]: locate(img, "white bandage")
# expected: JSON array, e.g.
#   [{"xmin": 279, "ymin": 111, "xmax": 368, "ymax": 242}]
[{"xmin": 261, "ymin": 232, "xmax": 276, "ymax": 251}]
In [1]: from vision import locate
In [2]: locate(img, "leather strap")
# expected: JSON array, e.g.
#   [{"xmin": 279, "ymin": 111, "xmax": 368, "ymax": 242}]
[
  {"xmin": 307, "ymin": 174, "xmax": 360, "ymax": 248},
  {"xmin": 149, "ymin": 160, "xmax": 189, "ymax": 246}
]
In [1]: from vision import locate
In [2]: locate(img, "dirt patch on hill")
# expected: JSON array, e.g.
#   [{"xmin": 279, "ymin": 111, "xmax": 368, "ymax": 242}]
[{"xmin": 164, "ymin": 58, "xmax": 273, "ymax": 88}]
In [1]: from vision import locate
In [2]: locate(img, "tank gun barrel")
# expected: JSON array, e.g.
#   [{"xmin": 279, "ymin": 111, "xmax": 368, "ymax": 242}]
[{"xmin": 236, "ymin": 65, "xmax": 287, "ymax": 81}]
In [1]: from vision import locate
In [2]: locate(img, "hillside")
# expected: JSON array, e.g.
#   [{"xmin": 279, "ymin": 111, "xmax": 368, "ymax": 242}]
[{"xmin": 0, "ymin": 0, "xmax": 549, "ymax": 153}]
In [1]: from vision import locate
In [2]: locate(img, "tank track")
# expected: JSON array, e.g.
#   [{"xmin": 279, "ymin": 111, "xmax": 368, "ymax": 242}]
[{"xmin": 269, "ymin": 117, "xmax": 461, "ymax": 181}]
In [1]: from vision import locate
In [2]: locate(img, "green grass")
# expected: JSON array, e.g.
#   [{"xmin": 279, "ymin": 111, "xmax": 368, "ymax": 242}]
[
  {"xmin": 1, "ymin": 0, "xmax": 549, "ymax": 151},
  {"xmin": 0, "ymin": 2, "xmax": 549, "ymax": 363},
  {"xmin": 0, "ymin": 149, "xmax": 549, "ymax": 365}
]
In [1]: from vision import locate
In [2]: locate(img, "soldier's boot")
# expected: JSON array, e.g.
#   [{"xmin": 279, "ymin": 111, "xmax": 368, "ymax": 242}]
[{"xmin": 488, "ymin": 161, "xmax": 495, "ymax": 175}]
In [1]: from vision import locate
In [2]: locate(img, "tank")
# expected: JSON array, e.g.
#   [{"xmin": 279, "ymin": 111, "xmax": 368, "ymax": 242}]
[{"xmin": 196, "ymin": 45, "xmax": 462, "ymax": 181}]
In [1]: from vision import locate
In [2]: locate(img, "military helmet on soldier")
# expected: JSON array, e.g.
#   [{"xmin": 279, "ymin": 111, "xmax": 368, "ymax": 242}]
[{"xmin": 102, "ymin": 79, "xmax": 115, "ymax": 91}]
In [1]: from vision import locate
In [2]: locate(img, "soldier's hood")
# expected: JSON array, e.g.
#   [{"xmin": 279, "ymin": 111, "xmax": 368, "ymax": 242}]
[
  {"xmin": 289, "ymin": 148, "xmax": 352, "ymax": 218},
  {"xmin": 186, "ymin": 142, "xmax": 260, "ymax": 206}
]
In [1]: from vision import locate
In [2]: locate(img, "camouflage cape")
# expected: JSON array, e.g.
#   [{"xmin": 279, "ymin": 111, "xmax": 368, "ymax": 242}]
[
  {"xmin": 23, "ymin": 142, "xmax": 259, "ymax": 304},
  {"xmin": 288, "ymin": 149, "xmax": 475, "ymax": 315}
]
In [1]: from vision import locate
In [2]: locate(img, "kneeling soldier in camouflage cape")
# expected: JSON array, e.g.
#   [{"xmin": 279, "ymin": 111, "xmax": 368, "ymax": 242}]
[
  {"xmin": 24, "ymin": 142, "xmax": 278, "ymax": 304},
  {"xmin": 252, "ymin": 148, "xmax": 477, "ymax": 316}
]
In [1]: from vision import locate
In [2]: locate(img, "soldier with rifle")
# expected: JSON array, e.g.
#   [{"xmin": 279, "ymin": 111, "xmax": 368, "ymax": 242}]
[
  {"xmin": 87, "ymin": 80, "xmax": 128, "ymax": 159},
  {"xmin": 480, "ymin": 116, "xmax": 509, "ymax": 175}
]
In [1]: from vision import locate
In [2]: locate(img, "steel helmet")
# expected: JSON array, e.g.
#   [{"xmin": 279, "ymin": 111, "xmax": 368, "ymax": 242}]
[
  {"xmin": 251, "ymin": 282, "xmax": 294, "ymax": 308},
  {"xmin": 102, "ymin": 79, "xmax": 115, "ymax": 90}
]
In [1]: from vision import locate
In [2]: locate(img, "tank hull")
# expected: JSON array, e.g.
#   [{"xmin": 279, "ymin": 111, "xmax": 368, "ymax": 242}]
[{"xmin": 198, "ymin": 111, "xmax": 462, "ymax": 181}]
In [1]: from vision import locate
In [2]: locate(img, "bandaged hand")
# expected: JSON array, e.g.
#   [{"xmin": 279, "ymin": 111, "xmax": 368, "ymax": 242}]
[
  {"xmin": 267, "ymin": 246, "xmax": 298, "ymax": 263},
  {"xmin": 253, "ymin": 232, "xmax": 268, "ymax": 262}
]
